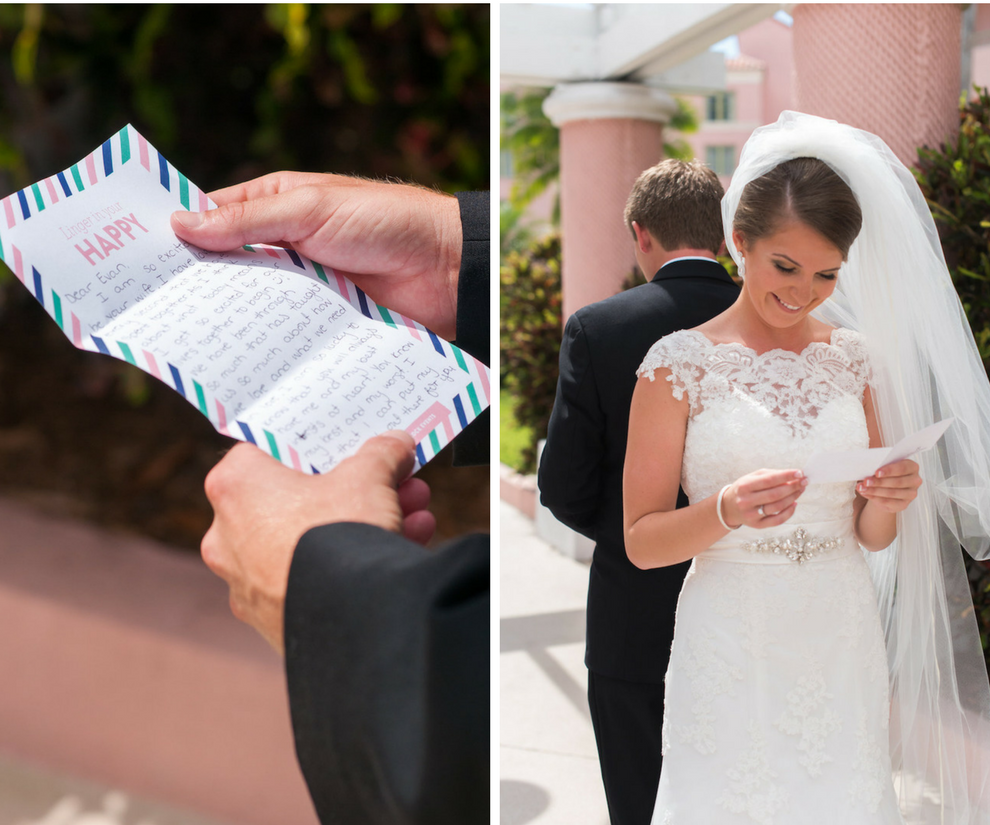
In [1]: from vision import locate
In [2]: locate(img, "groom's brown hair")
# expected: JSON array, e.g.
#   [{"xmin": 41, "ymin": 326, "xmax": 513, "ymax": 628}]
[{"xmin": 624, "ymin": 160, "xmax": 724, "ymax": 255}]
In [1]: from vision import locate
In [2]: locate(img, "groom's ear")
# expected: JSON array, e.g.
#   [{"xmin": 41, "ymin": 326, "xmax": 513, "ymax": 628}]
[{"xmin": 632, "ymin": 221, "xmax": 653, "ymax": 254}]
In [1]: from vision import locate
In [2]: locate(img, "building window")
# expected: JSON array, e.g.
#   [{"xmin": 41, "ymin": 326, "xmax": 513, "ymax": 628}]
[
  {"xmin": 706, "ymin": 91, "xmax": 736, "ymax": 121},
  {"xmin": 706, "ymin": 145, "xmax": 736, "ymax": 176}
]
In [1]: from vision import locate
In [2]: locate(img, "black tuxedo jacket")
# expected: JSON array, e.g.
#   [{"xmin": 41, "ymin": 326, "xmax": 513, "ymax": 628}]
[
  {"xmin": 539, "ymin": 259, "xmax": 739, "ymax": 684},
  {"xmin": 283, "ymin": 192, "xmax": 489, "ymax": 824}
]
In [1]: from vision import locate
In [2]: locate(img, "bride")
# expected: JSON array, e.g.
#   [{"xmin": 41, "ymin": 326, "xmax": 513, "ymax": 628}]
[{"xmin": 624, "ymin": 111, "xmax": 990, "ymax": 824}]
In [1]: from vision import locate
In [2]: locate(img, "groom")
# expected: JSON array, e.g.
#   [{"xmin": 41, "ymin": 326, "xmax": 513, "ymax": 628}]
[{"xmin": 539, "ymin": 160, "xmax": 739, "ymax": 824}]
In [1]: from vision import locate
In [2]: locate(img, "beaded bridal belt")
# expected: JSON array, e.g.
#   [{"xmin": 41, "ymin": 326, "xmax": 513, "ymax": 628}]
[
  {"xmin": 742, "ymin": 528, "xmax": 844, "ymax": 563},
  {"xmin": 699, "ymin": 519, "xmax": 858, "ymax": 565}
]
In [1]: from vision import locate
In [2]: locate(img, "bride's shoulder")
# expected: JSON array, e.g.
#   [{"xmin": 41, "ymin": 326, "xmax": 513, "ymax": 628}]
[
  {"xmin": 637, "ymin": 329, "xmax": 707, "ymax": 383},
  {"xmin": 658, "ymin": 327, "xmax": 708, "ymax": 347},
  {"xmin": 827, "ymin": 325, "xmax": 867, "ymax": 351},
  {"xmin": 825, "ymin": 327, "xmax": 873, "ymax": 386},
  {"xmin": 644, "ymin": 328, "xmax": 708, "ymax": 359}
]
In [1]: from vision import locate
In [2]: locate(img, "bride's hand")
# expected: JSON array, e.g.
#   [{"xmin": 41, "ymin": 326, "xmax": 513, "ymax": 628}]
[
  {"xmin": 856, "ymin": 459, "xmax": 922, "ymax": 513},
  {"xmin": 721, "ymin": 469, "xmax": 808, "ymax": 529}
]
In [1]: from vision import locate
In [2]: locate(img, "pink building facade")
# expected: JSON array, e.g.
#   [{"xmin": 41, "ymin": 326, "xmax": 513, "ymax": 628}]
[
  {"xmin": 683, "ymin": 16, "xmax": 794, "ymax": 188},
  {"xmin": 793, "ymin": 4, "xmax": 961, "ymax": 166},
  {"xmin": 972, "ymin": 4, "xmax": 990, "ymax": 93}
]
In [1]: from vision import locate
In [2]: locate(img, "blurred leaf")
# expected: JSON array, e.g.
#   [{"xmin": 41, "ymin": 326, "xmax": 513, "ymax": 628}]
[
  {"xmin": 119, "ymin": 365, "xmax": 152, "ymax": 408},
  {"xmin": 669, "ymin": 95, "xmax": 699, "ymax": 134},
  {"xmin": 371, "ymin": 5, "xmax": 402, "ymax": 29},
  {"xmin": 327, "ymin": 29, "xmax": 377, "ymax": 105},
  {"xmin": 12, "ymin": 3, "xmax": 43, "ymax": 85},
  {"xmin": 128, "ymin": 4, "xmax": 171, "ymax": 79}
]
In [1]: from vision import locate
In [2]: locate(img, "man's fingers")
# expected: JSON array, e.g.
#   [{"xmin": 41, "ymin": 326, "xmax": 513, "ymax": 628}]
[
  {"xmin": 398, "ymin": 477, "xmax": 431, "ymax": 517},
  {"xmin": 345, "ymin": 430, "xmax": 417, "ymax": 487},
  {"xmin": 207, "ymin": 171, "xmax": 335, "ymax": 207},
  {"xmin": 170, "ymin": 186, "xmax": 327, "ymax": 251},
  {"xmin": 402, "ymin": 510, "xmax": 437, "ymax": 546},
  {"xmin": 200, "ymin": 524, "xmax": 223, "ymax": 577},
  {"xmin": 204, "ymin": 442, "xmax": 287, "ymax": 504}
]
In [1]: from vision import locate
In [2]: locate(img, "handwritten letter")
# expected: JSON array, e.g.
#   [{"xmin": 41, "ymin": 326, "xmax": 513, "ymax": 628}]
[{"xmin": 0, "ymin": 125, "xmax": 490, "ymax": 473}]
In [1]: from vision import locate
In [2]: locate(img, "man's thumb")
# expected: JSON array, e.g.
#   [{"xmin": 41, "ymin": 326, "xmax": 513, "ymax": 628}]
[
  {"xmin": 172, "ymin": 210, "xmax": 205, "ymax": 230},
  {"xmin": 170, "ymin": 201, "xmax": 260, "ymax": 251},
  {"xmin": 350, "ymin": 430, "xmax": 417, "ymax": 486}
]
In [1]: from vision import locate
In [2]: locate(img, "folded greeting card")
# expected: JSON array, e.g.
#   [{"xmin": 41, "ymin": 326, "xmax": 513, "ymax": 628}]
[
  {"xmin": 803, "ymin": 418, "xmax": 953, "ymax": 485},
  {"xmin": 0, "ymin": 125, "xmax": 489, "ymax": 473}
]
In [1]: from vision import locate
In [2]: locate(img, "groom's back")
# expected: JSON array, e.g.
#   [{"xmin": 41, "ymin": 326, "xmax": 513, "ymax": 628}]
[{"xmin": 540, "ymin": 260, "xmax": 738, "ymax": 682}]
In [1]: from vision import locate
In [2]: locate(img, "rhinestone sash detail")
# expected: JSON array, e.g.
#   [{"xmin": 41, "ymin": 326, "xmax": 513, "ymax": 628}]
[{"xmin": 742, "ymin": 527, "xmax": 843, "ymax": 564}]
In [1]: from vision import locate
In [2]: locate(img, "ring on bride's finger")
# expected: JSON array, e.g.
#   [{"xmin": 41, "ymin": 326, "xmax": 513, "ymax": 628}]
[{"xmin": 757, "ymin": 506, "xmax": 766, "ymax": 517}]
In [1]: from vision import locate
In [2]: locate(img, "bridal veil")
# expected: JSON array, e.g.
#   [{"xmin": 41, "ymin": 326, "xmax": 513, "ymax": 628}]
[{"xmin": 723, "ymin": 111, "xmax": 990, "ymax": 822}]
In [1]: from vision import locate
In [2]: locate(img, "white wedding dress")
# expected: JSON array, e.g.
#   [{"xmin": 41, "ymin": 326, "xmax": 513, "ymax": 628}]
[{"xmin": 639, "ymin": 327, "xmax": 905, "ymax": 825}]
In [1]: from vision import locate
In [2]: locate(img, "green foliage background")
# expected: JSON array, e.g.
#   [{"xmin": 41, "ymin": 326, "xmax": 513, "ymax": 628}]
[
  {"xmin": 915, "ymin": 88, "xmax": 990, "ymax": 668},
  {"xmin": 915, "ymin": 88, "xmax": 990, "ymax": 368},
  {"xmin": 499, "ymin": 233, "xmax": 561, "ymax": 474},
  {"xmin": 0, "ymin": 4, "xmax": 488, "ymax": 205}
]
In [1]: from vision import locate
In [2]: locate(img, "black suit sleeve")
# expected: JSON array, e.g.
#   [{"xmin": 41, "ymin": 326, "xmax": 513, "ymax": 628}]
[
  {"xmin": 537, "ymin": 311, "xmax": 605, "ymax": 539},
  {"xmin": 282, "ymin": 191, "xmax": 491, "ymax": 825},
  {"xmin": 452, "ymin": 191, "xmax": 489, "ymax": 468},
  {"xmin": 285, "ymin": 524, "xmax": 489, "ymax": 825}
]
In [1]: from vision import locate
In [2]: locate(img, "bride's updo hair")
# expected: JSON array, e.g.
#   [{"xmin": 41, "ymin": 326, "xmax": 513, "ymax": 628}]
[{"xmin": 733, "ymin": 157, "xmax": 863, "ymax": 259}]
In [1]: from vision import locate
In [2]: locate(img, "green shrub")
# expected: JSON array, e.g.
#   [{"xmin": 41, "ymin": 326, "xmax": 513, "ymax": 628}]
[
  {"xmin": 915, "ymin": 88, "xmax": 990, "ymax": 672},
  {"xmin": 915, "ymin": 87, "xmax": 990, "ymax": 368},
  {"xmin": 499, "ymin": 233, "xmax": 562, "ymax": 473},
  {"xmin": 500, "ymin": 248, "xmax": 732, "ymax": 475},
  {"xmin": 499, "ymin": 388, "xmax": 533, "ymax": 472}
]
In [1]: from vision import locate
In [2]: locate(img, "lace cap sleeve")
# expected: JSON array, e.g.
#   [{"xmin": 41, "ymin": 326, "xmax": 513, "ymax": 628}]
[
  {"xmin": 831, "ymin": 327, "xmax": 874, "ymax": 394},
  {"xmin": 636, "ymin": 330, "xmax": 705, "ymax": 406}
]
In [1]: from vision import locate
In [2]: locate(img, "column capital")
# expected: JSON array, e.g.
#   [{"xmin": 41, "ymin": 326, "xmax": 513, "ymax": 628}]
[{"xmin": 542, "ymin": 81, "xmax": 678, "ymax": 127}]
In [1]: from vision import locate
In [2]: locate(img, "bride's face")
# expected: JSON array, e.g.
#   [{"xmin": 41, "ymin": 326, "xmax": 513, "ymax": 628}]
[{"xmin": 734, "ymin": 220, "xmax": 843, "ymax": 328}]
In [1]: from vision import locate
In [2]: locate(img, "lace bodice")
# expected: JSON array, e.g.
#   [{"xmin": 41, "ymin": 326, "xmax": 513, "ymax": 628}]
[{"xmin": 638, "ymin": 328, "xmax": 871, "ymax": 524}]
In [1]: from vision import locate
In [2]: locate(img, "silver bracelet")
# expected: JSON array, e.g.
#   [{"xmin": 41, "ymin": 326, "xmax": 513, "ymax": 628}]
[{"xmin": 716, "ymin": 484, "xmax": 739, "ymax": 531}]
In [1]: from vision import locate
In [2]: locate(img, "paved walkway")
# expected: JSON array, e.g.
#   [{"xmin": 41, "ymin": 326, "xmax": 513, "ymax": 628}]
[
  {"xmin": 500, "ymin": 501, "xmax": 609, "ymax": 825},
  {"xmin": 0, "ymin": 753, "xmax": 230, "ymax": 825}
]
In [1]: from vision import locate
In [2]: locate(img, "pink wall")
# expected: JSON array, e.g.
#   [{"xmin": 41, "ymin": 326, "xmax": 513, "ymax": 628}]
[
  {"xmin": 973, "ymin": 5, "xmax": 990, "ymax": 94},
  {"xmin": 974, "ymin": 47, "xmax": 990, "ymax": 93},
  {"xmin": 738, "ymin": 17, "xmax": 794, "ymax": 123},
  {"xmin": 731, "ymin": 73, "xmax": 765, "ymax": 122},
  {"xmin": 0, "ymin": 499, "xmax": 318, "ymax": 825},
  {"xmin": 793, "ymin": 4, "xmax": 961, "ymax": 165}
]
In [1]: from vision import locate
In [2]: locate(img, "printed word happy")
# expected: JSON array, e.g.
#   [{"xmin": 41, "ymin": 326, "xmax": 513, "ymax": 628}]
[{"xmin": 73, "ymin": 213, "xmax": 149, "ymax": 266}]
